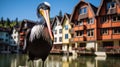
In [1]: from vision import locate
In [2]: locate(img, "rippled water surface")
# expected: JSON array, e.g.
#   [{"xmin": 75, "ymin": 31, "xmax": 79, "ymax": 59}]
[{"xmin": 0, "ymin": 54, "xmax": 120, "ymax": 67}]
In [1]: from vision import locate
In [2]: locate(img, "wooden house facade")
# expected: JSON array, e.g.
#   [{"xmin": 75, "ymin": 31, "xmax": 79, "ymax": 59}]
[
  {"xmin": 19, "ymin": 20, "xmax": 36, "ymax": 50},
  {"xmin": 70, "ymin": 0, "xmax": 120, "ymax": 52},
  {"xmin": 70, "ymin": 0, "xmax": 98, "ymax": 51},
  {"xmin": 96, "ymin": 0, "xmax": 120, "ymax": 52}
]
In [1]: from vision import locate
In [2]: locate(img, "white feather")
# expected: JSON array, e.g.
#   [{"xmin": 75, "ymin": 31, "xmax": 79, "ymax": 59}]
[
  {"xmin": 44, "ymin": 2, "xmax": 51, "ymax": 7},
  {"xmin": 30, "ymin": 25, "xmax": 44, "ymax": 41}
]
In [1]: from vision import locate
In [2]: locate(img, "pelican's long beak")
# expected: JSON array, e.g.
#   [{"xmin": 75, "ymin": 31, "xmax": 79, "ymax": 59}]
[{"xmin": 39, "ymin": 9, "xmax": 54, "ymax": 41}]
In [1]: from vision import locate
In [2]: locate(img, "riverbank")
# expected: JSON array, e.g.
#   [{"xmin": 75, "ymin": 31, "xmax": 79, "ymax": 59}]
[{"xmin": 50, "ymin": 50, "xmax": 120, "ymax": 57}]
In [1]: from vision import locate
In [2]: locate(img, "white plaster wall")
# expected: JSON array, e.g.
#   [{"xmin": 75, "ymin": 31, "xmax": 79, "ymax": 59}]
[
  {"xmin": 54, "ymin": 25, "xmax": 62, "ymax": 44},
  {"xmin": 52, "ymin": 19, "xmax": 63, "ymax": 45}
]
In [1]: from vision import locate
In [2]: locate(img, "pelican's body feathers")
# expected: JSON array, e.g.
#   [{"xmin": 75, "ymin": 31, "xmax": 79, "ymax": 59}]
[{"xmin": 29, "ymin": 24, "xmax": 53, "ymax": 45}]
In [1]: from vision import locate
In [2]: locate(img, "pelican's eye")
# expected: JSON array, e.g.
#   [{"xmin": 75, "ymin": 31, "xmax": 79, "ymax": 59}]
[{"xmin": 39, "ymin": 3, "xmax": 50, "ymax": 10}]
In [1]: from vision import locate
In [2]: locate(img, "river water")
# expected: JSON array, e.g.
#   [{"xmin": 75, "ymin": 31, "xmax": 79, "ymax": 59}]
[{"xmin": 0, "ymin": 54, "xmax": 120, "ymax": 67}]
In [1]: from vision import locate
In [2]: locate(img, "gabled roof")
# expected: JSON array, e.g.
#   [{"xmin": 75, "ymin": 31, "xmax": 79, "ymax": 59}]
[
  {"xmin": 51, "ymin": 16, "xmax": 62, "ymax": 29},
  {"xmin": 96, "ymin": 0, "xmax": 120, "ymax": 16},
  {"xmin": 70, "ymin": 0, "xmax": 98, "ymax": 22},
  {"xmin": 19, "ymin": 19, "xmax": 36, "ymax": 31},
  {"xmin": 61, "ymin": 13, "xmax": 71, "ymax": 25}
]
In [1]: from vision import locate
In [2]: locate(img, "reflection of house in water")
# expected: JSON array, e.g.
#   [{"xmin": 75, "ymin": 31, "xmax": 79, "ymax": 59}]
[
  {"xmin": 46, "ymin": 55, "xmax": 78, "ymax": 67},
  {"xmin": 46, "ymin": 55, "xmax": 62, "ymax": 67},
  {"xmin": 62, "ymin": 56, "xmax": 69, "ymax": 67}
]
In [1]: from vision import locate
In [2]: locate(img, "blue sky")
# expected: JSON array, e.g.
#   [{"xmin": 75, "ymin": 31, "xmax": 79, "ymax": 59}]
[{"xmin": 0, "ymin": 0, "xmax": 100, "ymax": 21}]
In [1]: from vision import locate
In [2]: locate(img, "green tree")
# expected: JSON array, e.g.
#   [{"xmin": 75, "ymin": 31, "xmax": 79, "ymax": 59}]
[
  {"xmin": 4, "ymin": 18, "xmax": 11, "ymax": 28},
  {"xmin": 0, "ymin": 17, "xmax": 4, "ymax": 27},
  {"xmin": 0, "ymin": 17, "xmax": 4, "ymax": 22},
  {"xmin": 59, "ymin": 10, "xmax": 62, "ymax": 17},
  {"xmin": 15, "ymin": 18, "xmax": 18, "ymax": 23}
]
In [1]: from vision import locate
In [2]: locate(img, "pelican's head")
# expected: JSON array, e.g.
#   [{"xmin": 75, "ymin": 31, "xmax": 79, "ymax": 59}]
[
  {"xmin": 37, "ymin": 2, "xmax": 53, "ymax": 41},
  {"xmin": 37, "ymin": 2, "xmax": 50, "ymax": 19}
]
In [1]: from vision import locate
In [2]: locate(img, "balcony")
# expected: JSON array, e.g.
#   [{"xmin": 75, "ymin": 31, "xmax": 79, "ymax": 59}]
[
  {"xmin": 107, "ymin": 8, "xmax": 117, "ymax": 15},
  {"xmin": 78, "ymin": 13, "xmax": 88, "ymax": 20},
  {"xmin": 112, "ymin": 22, "xmax": 120, "ymax": 27},
  {"xmin": 112, "ymin": 34, "xmax": 120, "ymax": 39},
  {"xmin": 74, "ymin": 25, "xmax": 85, "ymax": 31},
  {"xmin": 69, "ymin": 36, "xmax": 86, "ymax": 43}
]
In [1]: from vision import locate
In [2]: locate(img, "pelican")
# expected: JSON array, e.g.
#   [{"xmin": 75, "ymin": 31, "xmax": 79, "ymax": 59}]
[{"xmin": 23, "ymin": 2, "xmax": 54, "ymax": 67}]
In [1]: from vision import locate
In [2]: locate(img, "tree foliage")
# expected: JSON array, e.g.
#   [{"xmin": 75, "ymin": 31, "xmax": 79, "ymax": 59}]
[{"xmin": 0, "ymin": 17, "xmax": 20, "ymax": 28}]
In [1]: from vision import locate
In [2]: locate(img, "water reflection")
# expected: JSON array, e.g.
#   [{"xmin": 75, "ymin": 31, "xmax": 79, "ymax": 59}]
[{"xmin": 0, "ymin": 54, "xmax": 120, "ymax": 67}]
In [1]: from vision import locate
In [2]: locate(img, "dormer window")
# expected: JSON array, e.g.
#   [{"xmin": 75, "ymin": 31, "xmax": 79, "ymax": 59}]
[
  {"xmin": 112, "ymin": 15, "xmax": 120, "ymax": 22},
  {"xmin": 87, "ymin": 18, "xmax": 94, "ymax": 24},
  {"xmin": 65, "ymin": 25, "xmax": 68, "ymax": 30},
  {"xmin": 79, "ymin": 7, "xmax": 87, "ymax": 14},
  {"xmin": 107, "ymin": 2, "xmax": 116, "ymax": 9}
]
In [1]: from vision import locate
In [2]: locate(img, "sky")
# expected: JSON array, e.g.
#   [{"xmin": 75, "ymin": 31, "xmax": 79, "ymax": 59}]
[{"xmin": 0, "ymin": 0, "xmax": 100, "ymax": 21}]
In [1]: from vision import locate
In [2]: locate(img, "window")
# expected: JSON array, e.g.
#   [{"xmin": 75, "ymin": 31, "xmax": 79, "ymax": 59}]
[
  {"xmin": 87, "ymin": 29, "xmax": 94, "ymax": 36},
  {"xmin": 65, "ymin": 25, "xmax": 68, "ymax": 30},
  {"xmin": 100, "ymin": 28, "xmax": 108, "ymax": 35},
  {"xmin": 59, "ymin": 37, "xmax": 62, "ymax": 42},
  {"xmin": 14, "ymin": 36, "xmax": 16, "ymax": 39},
  {"xmin": 80, "ymin": 43, "xmax": 86, "ymax": 47},
  {"xmin": 113, "ymin": 27, "xmax": 120, "ymax": 34},
  {"xmin": 6, "ymin": 34, "xmax": 8, "ymax": 37},
  {"xmin": 80, "ymin": 7, "xmax": 87, "ymax": 14},
  {"xmin": 65, "ymin": 34, "xmax": 68, "ymax": 39},
  {"xmin": 101, "ymin": 16, "xmax": 108, "ymax": 23},
  {"xmin": 0, "ymin": 38, "xmax": 3, "ymax": 41},
  {"xmin": 76, "ymin": 31, "xmax": 84, "ymax": 36},
  {"xmin": 107, "ymin": 2, "xmax": 116, "ymax": 9},
  {"xmin": 55, "ymin": 30, "xmax": 57, "ymax": 34},
  {"xmin": 112, "ymin": 15, "xmax": 120, "ymax": 22},
  {"xmin": 80, "ymin": 31, "xmax": 84, "ymax": 36},
  {"xmin": 5, "ymin": 39, "xmax": 8, "ymax": 42},
  {"xmin": 87, "ymin": 18, "xmax": 94, "ymax": 24},
  {"xmin": 14, "ymin": 41, "xmax": 16, "ymax": 44},
  {"xmin": 59, "ymin": 29, "xmax": 62, "ymax": 33},
  {"xmin": 78, "ymin": 20, "xmax": 83, "ymax": 25},
  {"xmin": 75, "ymin": 21, "xmax": 78, "ymax": 25},
  {"xmin": 71, "ymin": 34, "xmax": 74, "ymax": 38},
  {"xmin": 76, "ymin": 31, "xmax": 79, "ymax": 36},
  {"xmin": 54, "ymin": 37, "xmax": 57, "ymax": 42}
]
